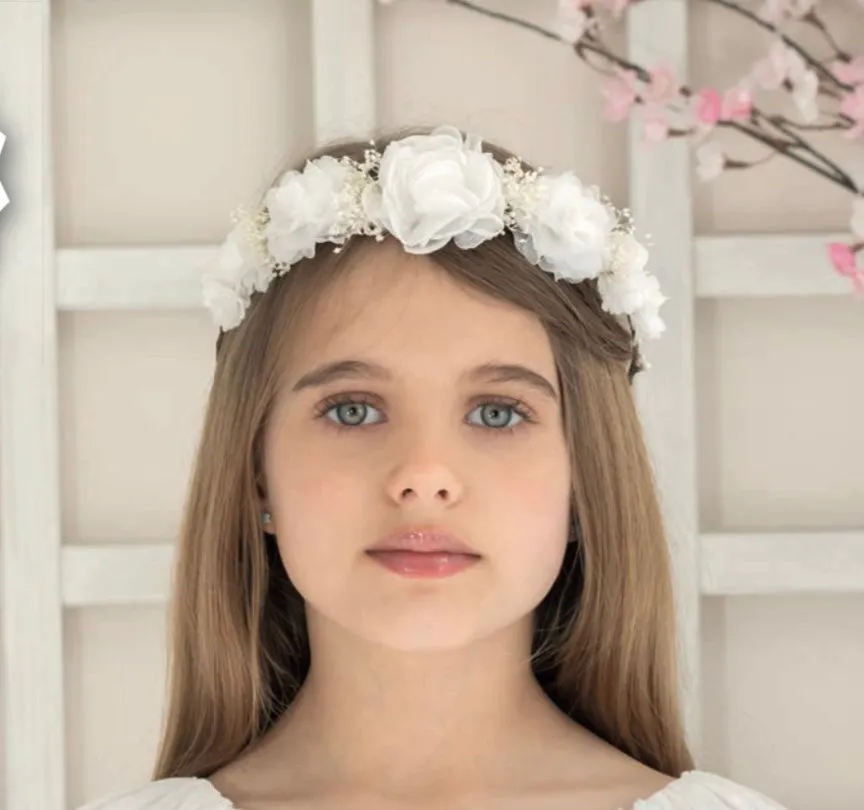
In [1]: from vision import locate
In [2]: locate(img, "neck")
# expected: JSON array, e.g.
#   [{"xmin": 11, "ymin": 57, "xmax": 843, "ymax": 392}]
[{"xmin": 259, "ymin": 609, "xmax": 592, "ymax": 799}]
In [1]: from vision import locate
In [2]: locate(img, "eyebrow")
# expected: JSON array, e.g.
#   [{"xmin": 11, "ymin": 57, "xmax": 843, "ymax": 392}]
[{"xmin": 291, "ymin": 359, "xmax": 559, "ymax": 401}]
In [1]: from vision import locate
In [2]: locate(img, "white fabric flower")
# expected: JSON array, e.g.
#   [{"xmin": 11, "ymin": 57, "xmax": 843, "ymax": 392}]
[
  {"xmin": 204, "ymin": 126, "xmax": 667, "ymax": 348},
  {"xmin": 630, "ymin": 279, "xmax": 667, "ymax": 342},
  {"xmin": 264, "ymin": 156, "xmax": 353, "ymax": 265},
  {"xmin": 202, "ymin": 276, "xmax": 250, "ymax": 331},
  {"xmin": 365, "ymin": 125, "xmax": 505, "ymax": 253},
  {"xmin": 598, "ymin": 231, "xmax": 655, "ymax": 314},
  {"xmin": 202, "ymin": 222, "xmax": 272, "ymax": 330},
  {"xmin": 599, "ymin": 232, "xmax": 667, "ymax": 341},
  {"xmin": 219, "ymin": 225, "xmax": 272, "ymax": 294},
  {"xmin": 514, "ymin": 172, "xmax": 614, "ymax": 282}
]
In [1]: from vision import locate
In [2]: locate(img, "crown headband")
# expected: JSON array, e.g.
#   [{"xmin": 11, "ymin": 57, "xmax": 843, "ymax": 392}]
[{"xmin": 202, "ymin": 126, "xmax": 666, "ymax": 347}]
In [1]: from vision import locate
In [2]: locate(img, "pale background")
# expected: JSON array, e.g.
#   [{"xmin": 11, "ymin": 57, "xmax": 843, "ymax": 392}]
[{"xmin": 10, "ymin": 0, "xmax": 864, "ymax": 807}]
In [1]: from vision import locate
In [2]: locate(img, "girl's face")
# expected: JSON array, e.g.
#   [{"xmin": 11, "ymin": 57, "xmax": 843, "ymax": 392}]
[{"xmin": 263, "ymin": 242, "xmax": 572, "ymax": 651}]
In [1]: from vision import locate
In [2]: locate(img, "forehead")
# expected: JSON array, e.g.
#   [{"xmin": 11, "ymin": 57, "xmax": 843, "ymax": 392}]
[{"xmin": 285, "ymin": 241, "xmax": 557, "ymax": 379}]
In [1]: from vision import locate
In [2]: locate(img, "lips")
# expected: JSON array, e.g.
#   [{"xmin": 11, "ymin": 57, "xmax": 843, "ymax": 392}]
[
  {"xmin": 365, "ymin": 528, "xmax": 482, "ymax": 578},
  {"xmin": 367, "ymin": 528, "xmax": 479, "ymax": 556}
]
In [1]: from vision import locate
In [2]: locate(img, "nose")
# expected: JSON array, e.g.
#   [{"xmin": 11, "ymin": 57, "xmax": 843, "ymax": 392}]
[
  {"xmin": 387, "ymin": 466, "xmax": 464, "ymax": 506},
  {"xmin": 385, "ymin": 447, "xmax": 464, "ymax": 507}
]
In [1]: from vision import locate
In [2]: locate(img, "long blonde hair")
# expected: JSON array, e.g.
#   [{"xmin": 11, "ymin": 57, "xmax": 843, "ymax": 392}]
[{"xmin": 152, "ymin": 128, "xmax": 695, "ymax": 782}]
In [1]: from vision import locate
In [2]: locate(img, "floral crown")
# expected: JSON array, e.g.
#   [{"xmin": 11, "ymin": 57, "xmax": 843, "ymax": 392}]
[{"xmin": 202, "ymin": 126, "xmax": 666, "ymax": 348}]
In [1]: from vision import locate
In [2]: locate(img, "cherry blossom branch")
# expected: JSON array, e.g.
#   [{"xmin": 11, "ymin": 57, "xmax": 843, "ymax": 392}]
[
  {"xmin": 437, "ymin": 0, "xmax": 864, "ymax": 291},
  {"xmin": 804, "ymin": 8, "xmax": 851, "ymax": 60},
  {"xmin": 575, "ymin": 37, "xmax": 854, "ymax": 188},
  {"xmin": 749, "ymin": 109, "xmax": 857, "ymax": 189},
  {"xmin": 704, "ymin": 0, "xmax": 853, "ymax": 91},
  {"xmin": 445, "ymin": 0, "xmax": 562, "ymax": 42}
]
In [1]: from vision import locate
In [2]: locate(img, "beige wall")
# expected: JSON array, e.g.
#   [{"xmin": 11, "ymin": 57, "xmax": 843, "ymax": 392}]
[{"xmin": 44, "ymin": 0, "xmax": 864, "ymax": 807}]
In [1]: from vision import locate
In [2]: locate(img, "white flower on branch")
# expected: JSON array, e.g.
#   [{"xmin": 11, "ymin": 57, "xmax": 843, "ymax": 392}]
[
  {"xmin": 791, "ymin": 67, "xmax": 819, "ymax": 123},
  {"xmin": 752, "ymin": 41, "xmax": 819, "ymax": 123},
  {"xmin": 555, "ymin": 2, "xmax": 590, "ymax": 44},
  {"xmin": 758, "ymin": 0, "xmax": 815, "ymax": 23},
  {"xmin": 696, "ymin": 142, "xmax": 726, "ymax": 181}
]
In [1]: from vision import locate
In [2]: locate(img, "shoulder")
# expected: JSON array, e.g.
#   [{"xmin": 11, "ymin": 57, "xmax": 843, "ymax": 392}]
[
  {"xmin": 74, "ymin": 777, "xmax": 232, "ymax": 810},
  {"xmin": 638, "ymin": 770, "xmax": 790, "ymax": 809}
]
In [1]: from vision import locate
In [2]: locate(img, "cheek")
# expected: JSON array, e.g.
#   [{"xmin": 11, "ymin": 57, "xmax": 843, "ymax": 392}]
[
  {"xmin": 488, "ymin": 443, "xmax": 572, "ymax": 589},
  {"xmin": 265, "ymin": 438, "xmax": 377, "ymax": 593}
]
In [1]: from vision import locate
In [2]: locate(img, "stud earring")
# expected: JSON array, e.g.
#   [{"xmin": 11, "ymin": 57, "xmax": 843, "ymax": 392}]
[{"xmin": 262, "ymin": 511, "xmax": 272, "ymax": 526}]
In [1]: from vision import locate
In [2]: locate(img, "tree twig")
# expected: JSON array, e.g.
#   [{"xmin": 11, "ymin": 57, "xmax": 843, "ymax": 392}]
[
  {"xmin": 704, "ymin": 0, "xmax": 854, "ymax": 92},
  {"xmin": 442, "ymin": 0, "xmax": 860, "ymax": 194}
]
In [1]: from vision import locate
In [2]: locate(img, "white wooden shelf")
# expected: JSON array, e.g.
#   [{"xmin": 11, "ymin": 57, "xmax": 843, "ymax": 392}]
[
  {"xmin": 700, "ymin": 531, "xmax": 864, "ymax": 595},
  {"xmin": 694, "ymin": 233, "xmax": 853, "ymax": 298},
  {"xmin": 55, "ymin": 245, "xmax": 216, "ymax": 311},
  {"xmin": 61, "ymin": 543, "xmax": 178, "ymax": 607},
  {"xmin": 59, "ymin": 531, "xmax": 864, "ymax": 607}
]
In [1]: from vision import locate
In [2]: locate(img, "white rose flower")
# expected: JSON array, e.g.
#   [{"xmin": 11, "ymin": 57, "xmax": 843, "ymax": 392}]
[
  {"xmin": 515, "ymin": 172, "xmax": 614, "ymax": 282},
  {"xmin": 367, "ymin": 125, "xmax": 505, "ymax": 253},
  {"xmin": 264, "ymin": 156, "xmax": 352, "ymax": 265}
]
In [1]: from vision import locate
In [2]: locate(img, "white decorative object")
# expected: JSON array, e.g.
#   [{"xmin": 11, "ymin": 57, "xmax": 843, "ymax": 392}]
[{"xmin": 203, "ymin": 126, "xmax": 667, "ymax": 346}]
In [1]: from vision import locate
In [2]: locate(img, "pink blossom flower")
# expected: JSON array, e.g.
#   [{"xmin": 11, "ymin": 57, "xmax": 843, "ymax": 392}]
[
  {"xmin": 693, "ymin": 85, "xmax": 751, "ymax": 131},
  {"xmin": 644, "ymin": 66, "xmax": 680, "ymax": 104},
  {"xmin": 601, "ymin": 68, "xmax": 638, "ymax": 122},
  {"xmin": 828, "ymin": 242, "xmax": 855, "ymax": 274},
  {"xmin": 642, "ymin": 105, "xmax": 669, "ymax": 145},
  {"xmin": 841, "ymin": 86, "xmax": 864, "ymax": 138},
  {"xmin": 696, "ymin": 88, "xmax": 722, "ymax": 126},
  {"xmin": 827, "ymin": 243, "xmax": 864, "ymax": 293},
  {"xmin": 721, "ymin": 86, "xmax": 753, "ymax": 121},
  {"xmin": 831, "ymin": 56, "xmax": 864, "ymax": 86}
]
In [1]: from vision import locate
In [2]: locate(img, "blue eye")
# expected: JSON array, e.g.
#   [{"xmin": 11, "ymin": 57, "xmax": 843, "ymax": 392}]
[
  {"xmin": 316, "ymin": 395, "xmax": 535, "ymax": 433},
  {"xmin": 466, "ymin": 403, "xmax": 524, "ymax": 430},
  {"xmin": 324, "ymin": 400, "xmax": 383, "ymax": 427}
]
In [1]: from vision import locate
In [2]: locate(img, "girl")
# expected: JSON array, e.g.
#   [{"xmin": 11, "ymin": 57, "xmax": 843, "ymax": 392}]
[{"xmin": 80, "ymin": 127, "xmax": 788, "ymax": 810}]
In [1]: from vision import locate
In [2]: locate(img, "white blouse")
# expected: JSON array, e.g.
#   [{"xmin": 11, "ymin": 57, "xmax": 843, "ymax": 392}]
[{"xmin": 76, "ymin": 769, "xmax": 790, "ymax": 809}]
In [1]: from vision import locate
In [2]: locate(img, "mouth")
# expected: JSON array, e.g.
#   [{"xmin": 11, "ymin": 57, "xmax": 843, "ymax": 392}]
[{"xmin": 366, "ymin": 528, "xmax": 481, "ymax": 578}]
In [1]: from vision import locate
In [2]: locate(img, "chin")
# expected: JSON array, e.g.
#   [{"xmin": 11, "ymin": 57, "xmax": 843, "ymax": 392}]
[{"xmin": 360, "ymin": 620, "xmax": 485, "ymax": 652}]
